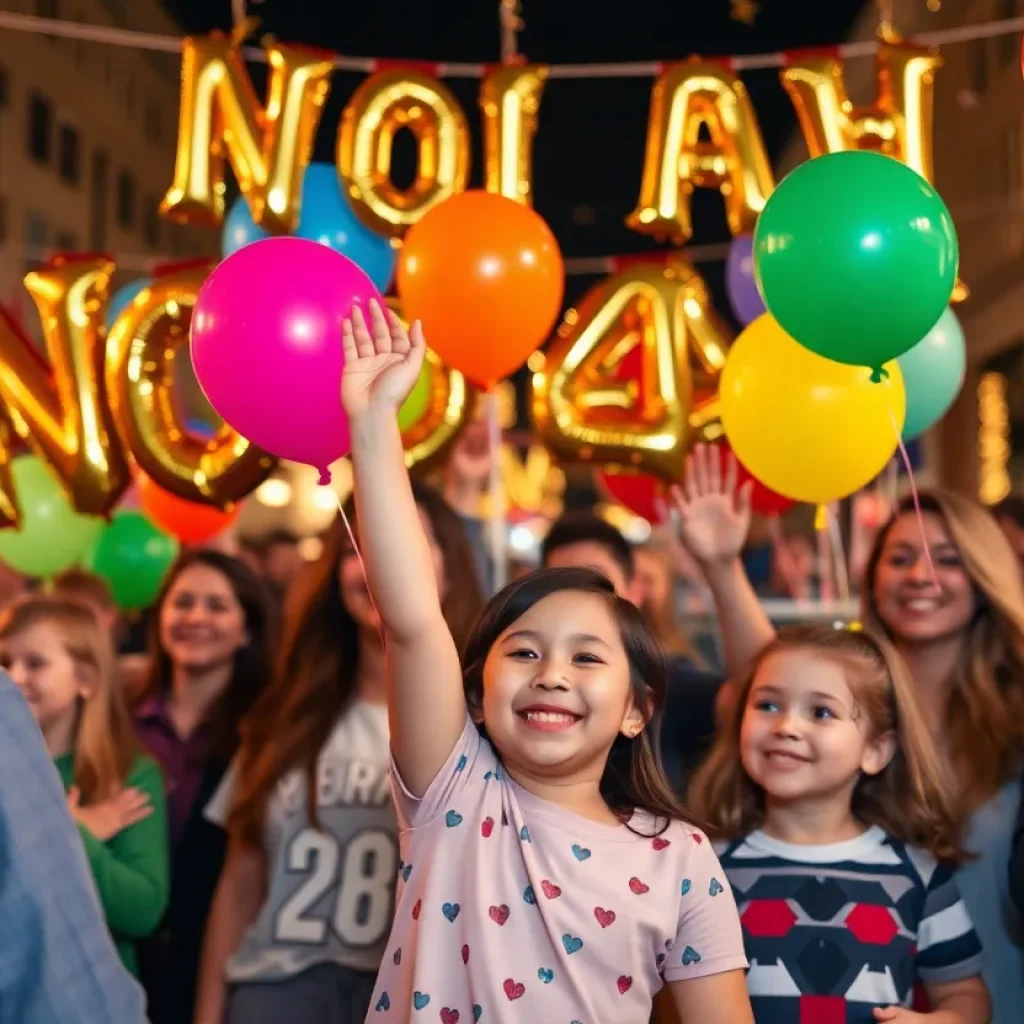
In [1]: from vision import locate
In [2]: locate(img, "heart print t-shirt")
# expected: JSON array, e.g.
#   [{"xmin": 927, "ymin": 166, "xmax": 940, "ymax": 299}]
[{"xmin": 369, "ymin": 715, "xmax": 748, "ymax": 1022}]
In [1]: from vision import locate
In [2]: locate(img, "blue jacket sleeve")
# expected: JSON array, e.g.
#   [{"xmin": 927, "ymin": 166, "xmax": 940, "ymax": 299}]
[{"xmin": 0, "ymin": 672, "xmax": 146, "ymax": 1023}]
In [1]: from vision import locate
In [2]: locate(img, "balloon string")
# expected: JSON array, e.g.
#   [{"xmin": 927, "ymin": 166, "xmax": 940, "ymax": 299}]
[
  {"xmin": 815, "ymin": 506, "xmax": 834, "ymax": 604},
  {"xmin": 335, "ymin": 493, "xmax": 386, "ymax": 647},
  {"xmin": 887, "ymin": 408, "xmax": 940, "ymax": 592},
  {"xmin": 825, "ymin": 503, "xmax": 851, "ymax": 603},
  {"xmin": 487, "ymin": 391, "xmax": 508, "ymax": 591}
]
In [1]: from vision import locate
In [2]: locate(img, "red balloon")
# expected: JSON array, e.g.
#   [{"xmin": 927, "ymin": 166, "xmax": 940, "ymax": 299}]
[
  {"xmin": 136, "ymin": 472, "xmax": 241, "ymax": 544},
  {"xmin": 710, "ymin": 441, "xmax": 794, "ymax": 517},
  {"xmin": 397, "ymin": 191, "xmax": 564, "ymax": 389},
  {"xmin": 598, "ymin": 471, "xmax": 667, "ymax": 524}
]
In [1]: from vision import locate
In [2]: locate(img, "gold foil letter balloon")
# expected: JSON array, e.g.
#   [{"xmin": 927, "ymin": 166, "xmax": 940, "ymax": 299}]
[
  {"xmin": 780, "ymin": 41, "xmax": 963, "ymax": 298},
  {"xmin": 337, "ymin": 69, "xmax": 470, "ymax": 238},
  {"xmin": 479, "ymin": 63, "xmax": 550, "ymax": 205},
  {"xmin": 0, "ymin": 255, "xmax": 130, "ymax": 522},
  {"xmin": 627, "ymin": 61, "xmax": 775, "ymax": 243},
  {"xmin": 386, "ymin": 298, "xmax": 475, "ymax": 472},
  {"xmin": 105, "ymin": 261, "xmax": 276, "ymax": 506},
  {"xmin": 530, "ymin": 258, "xmax": 732, "ymax": 482},
  {"xmin": 161, "ymin": 35, "xmax": 333, "ymax": 231}
]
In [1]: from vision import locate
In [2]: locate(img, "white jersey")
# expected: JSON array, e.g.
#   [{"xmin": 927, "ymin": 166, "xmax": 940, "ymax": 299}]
[{"xmin": 206, "ymin": 700, "xmax": 395, "ymax": 981}]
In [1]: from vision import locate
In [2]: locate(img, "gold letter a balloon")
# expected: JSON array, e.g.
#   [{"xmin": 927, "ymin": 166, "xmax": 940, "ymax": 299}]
[{"xmin": 719, "ymin": 315, "xmax": 905, "ymax": 504}]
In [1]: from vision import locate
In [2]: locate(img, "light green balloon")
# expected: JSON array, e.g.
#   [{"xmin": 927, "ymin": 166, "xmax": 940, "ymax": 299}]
[
  {"xmin": 0, "ymin": 456, "xmax": 103, "ymax": 578},
  {"xmin": 397, "ymin": 359, "xmax": 432, "ymax": 432},
  {"xmin": 898, "ymin": 307, "xmax": 966, "ymax": 440}
]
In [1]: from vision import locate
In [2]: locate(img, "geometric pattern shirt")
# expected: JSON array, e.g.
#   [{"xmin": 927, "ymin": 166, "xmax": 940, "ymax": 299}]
[{"xmin": 716, "ymin": 826, "xmax": 984, "ymax": 1024}]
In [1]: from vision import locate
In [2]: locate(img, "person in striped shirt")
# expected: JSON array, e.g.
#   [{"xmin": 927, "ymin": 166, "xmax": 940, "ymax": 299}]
[{"xmin": 689, "ymin": 624, "xmax": 989, "ymax": 1024}]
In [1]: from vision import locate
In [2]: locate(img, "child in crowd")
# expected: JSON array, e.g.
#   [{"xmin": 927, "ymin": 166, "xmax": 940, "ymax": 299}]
[
  {"xmin": 340, "ymin": 301, "xmax": 753, "ymax": 1022},
  {"xmin": 689, "ymin": 624, "xmax": 990, "ymax": 1024},
  {"xmin": 0, "ymin": 596, "xmax": 169, "ymax": 977}
]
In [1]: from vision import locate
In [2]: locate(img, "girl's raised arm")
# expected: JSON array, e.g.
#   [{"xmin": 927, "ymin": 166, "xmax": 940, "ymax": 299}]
[{"xmin": 342, "ymin": 301, "xmax": 466, "ymax": 796}]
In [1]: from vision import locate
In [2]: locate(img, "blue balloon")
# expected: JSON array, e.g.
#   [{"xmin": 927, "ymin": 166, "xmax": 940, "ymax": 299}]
[
  {"xmin": 107, "ymin": 278, "xmax": 151, "ymax": 329},
  {"xmin": 897, "ymin": 307, "xmax": 966, "ymax": 441},
  {"xmin": 220, "ymin": 163, "xmax": 397, "ymax": 291}
]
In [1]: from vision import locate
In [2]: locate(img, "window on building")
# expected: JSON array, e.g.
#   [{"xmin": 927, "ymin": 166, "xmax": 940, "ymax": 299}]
[
  {"xmin": 57, "ymin": 124, "xmax": 80, "ymax": 185},
  {"xmin": 24, "ymin": 210, "xmax": 48, "ymax": 271},
  {"xmin": 54, "ymin": 230, "xmax": 78, "ymax": 252},
  {"xmin": 1001, "ymin": 0, "xmax": 1020, "ymax": 64},
  {"xmin": 142, "ymin": 195, "xmax": 161, "ymax": 249},
  {"xmin": 90, "ymin": 149, "xmax": 109, "ymax": 251},
  {"xmin": 143, "ymin": 102, "xmax": 161, "ymax": 145},
  {"xmin": 27, "ymin": 92, "xmax": 52, "ymax": 163},
  {"xmin": 116, "ymin": 170, "xmax": 135, "ymax": 229}
]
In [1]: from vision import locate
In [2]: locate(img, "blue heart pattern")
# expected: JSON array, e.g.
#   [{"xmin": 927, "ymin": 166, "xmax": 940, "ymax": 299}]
[
  {"xmin": 680, "ymin": 878, "xmax": 691, "ymax": 896},
  {"xmin": 473, "ymin": 1007, "xmax": 482, "ymax": 1022},
  {"xmin": 520, "ymin": 825, "xmax": 531, "ymax": 842},
  {"xmin": 562, "ymin": 933, "xmax": 583, "ymax": 954},
  {"xmin": 455, "ymin": 754, "xmax": 467, "ymax": 772},
  {"xmin": 709, "ymin": 877, "xmax": 724, "ymax": 897},
  {"xmin": 413, "ymin": 991, "xmax": 430, "ymax": 1010},
  {"xmin": 483, "ymin": 768, "xmax": 506, "ymax": 782},
  {"xmin": 681, "ymin": 946, "xmax": 702, "ymax": 966},
  {"xmin": 572, "ymin": 844, "xmax": 591, "ymax": 862},
  {"xmin": 537, "ymin": 967, "xmax": 554, "ymax": 984},
  {"xmin": 523, "ymin": 885, "xmax": 536, "ymax": 905},
  {"xmin": 445, "ymin": 810, "xmax": 463, "ymax": 828},
  {"xmin": 375, "ymin": 992, "xmax": 390, "ymax": 1012},
  {"xmin": 401, "ymin": 863, "xmax": 412, "ymax": 882},
  {"xmin": 442, "ymin": 902, "xmax": 461, "ymax": 922}
]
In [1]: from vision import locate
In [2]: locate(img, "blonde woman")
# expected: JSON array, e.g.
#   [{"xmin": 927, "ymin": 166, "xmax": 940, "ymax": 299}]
[{"xmin": 0, "ymin": 596, "xmax": 169, "ymax": 977}]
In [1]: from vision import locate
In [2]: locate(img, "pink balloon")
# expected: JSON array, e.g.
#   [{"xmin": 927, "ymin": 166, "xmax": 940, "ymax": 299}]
[{"xmin": 190, "ymin": 237, "xmax": 384, "ymax": 480}]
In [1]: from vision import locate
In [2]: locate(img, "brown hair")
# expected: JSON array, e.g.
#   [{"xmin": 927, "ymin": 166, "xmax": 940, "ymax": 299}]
[
  {"xmin": 0, "ymin": 596, "xmax": 138, "ymax": 802},
  {"xmin": 463, "ymin": 566, "xmax": 697, "ymax": 836},
  {"xmin": 137, "ymin": 549, "xmax": 276, "ymax": 764},
  {"xmin": 52, "ymin": 569, "xmax": 115, "ymax": 612},
  {"xmin": 229, "ymin": 482, "xmax": 484, "ymax": 845},
  {"xmin": 862, "ymin": 490, "xmax": 1024, "ymax": 814},
  {"xmin": 688, "ymin": 624, "xmax": 964, "ymax": 863}
]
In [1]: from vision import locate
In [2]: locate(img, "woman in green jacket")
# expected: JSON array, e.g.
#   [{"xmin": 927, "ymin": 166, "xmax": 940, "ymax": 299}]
[{"xmin": 0, "ymin": 595, "xmax": 168, "ymax": 976}]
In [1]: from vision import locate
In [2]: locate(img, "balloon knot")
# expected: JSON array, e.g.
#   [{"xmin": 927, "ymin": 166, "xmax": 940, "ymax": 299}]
[
  {"xmin": 317, "ymin": 469, "xmax": 332, "ymax": 487},
  {"xmin": 869, "ymin": 366, "xmax": 889, "ymax": 384}
]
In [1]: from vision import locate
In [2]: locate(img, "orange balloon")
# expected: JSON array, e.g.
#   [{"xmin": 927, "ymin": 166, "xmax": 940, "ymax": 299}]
[
  {"xmin": 136, "ymin": 471, "xmax": 241, "ymax": 544},
  {"xmin": 397, "ymin": 191, "xmax": 564, "ymax": 388}
]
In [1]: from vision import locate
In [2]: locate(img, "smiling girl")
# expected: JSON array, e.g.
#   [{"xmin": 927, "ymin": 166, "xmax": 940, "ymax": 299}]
[
  {"xmin": 0, "ymin": 595, "xmax": 169, "ymax": 977},
  {"xmin": 342, "ymin": 301, "xmax": 752, "ymax": 1023},
  {"xmin": 690, "ymin": 624, "xmax": 990, "ymax": 1024}
]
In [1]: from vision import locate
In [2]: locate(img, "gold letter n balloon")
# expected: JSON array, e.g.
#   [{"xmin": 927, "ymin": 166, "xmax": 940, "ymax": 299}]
[
  {"xmin": 531, "ymin": 258, "xmax": 732, "ymax": 482},
  {"xmin": 719, "ymin": 314, "xmax": 906, "ymax": 505},
  {"xmin": 0, "ymin": 255, "xmax": 130, "ymax": 523},
  {"xmin": 105, "ymin": 262, "xmax": 276, "ymax": 506}
]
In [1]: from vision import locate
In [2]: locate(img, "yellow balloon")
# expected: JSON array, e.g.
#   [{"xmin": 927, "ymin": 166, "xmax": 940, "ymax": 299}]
[{"xmin": 720, "ymin": 315, "xmax": 905, "ymax": 504}]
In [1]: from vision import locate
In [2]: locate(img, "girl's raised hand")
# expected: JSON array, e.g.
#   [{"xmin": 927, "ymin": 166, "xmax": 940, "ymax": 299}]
[{"xmin": 341, "ymin": 299, "xmax": 426, "ymax": 420}]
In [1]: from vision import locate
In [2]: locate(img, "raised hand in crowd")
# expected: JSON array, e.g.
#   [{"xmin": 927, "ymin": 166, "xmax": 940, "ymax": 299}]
[{"xmin": 68, "ymin": 785, "xmax": 154, "ymax": 842}]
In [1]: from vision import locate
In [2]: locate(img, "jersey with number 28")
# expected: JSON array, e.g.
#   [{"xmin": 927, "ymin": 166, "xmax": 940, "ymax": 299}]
[{"xmin": 205, "ymin": 700, "xmax": 396, "ymax": 981}]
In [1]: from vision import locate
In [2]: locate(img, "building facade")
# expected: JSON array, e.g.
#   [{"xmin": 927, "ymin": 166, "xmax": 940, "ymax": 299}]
[{"xmin": 0, "ymin": 0, "xmax": 216, "ymax": 323}]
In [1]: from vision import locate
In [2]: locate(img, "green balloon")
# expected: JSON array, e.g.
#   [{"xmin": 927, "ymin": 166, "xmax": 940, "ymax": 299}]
[
  {"xmin": 85, "ymin": 510, "xmax": 179, "ymax": 610},
  {"xmin": 754, "ymin": 151, "xmax": 958, "ymax": 373},
  {"xmin": 397, "ymin": 358, "xmax": 432, "ymax": 433},
  {"xmin": 0, "ymin": 456, "xmax": 103, "ymax": 578},
  {"xmin": 898, "ymin": 307, "xmax": 966, "ymax": 440}
]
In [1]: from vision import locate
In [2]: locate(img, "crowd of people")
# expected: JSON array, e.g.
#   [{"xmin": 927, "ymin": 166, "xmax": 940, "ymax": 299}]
[{"xmin": 0, "ymin": 303, "xmax": 1023, "ymax": 1023}]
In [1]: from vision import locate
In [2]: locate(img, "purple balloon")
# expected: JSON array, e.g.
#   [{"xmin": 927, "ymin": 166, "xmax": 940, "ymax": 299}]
[
  {"xmin": 191, "ymin": 237, "xmax": 383, "ymax": 481},
  {"xmin": 726, "ymin": 235, "xmax": 766, "ymax": 326}
]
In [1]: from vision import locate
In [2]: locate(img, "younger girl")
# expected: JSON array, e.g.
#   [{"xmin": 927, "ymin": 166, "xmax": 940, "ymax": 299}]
[
  {"xmin": 0, "ymin": 596, "xmax": 169, "ymax": 976},
  {"xmin": 689, "ymin": 624, "xmax": 989, "ymax": 1024},
  {"xmin": 342, "ymin": 302, "xmax": 752, "ymax": 1022}
]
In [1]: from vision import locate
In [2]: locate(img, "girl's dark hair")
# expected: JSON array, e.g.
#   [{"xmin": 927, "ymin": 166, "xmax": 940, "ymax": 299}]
[
  {"xmin": 138, "ymin": 549, "xmax": 276, "ymax": 763},
  {"xmin": 688, "ymin": 624, "xmax": 965, "ymax": 863},
  {"xmin": 229, "ymin": 480, "xmax": 484, "ymax": 845},
  {"xmin": 462, "ymin": 566, "xmax": 696, "ymax": 836}
]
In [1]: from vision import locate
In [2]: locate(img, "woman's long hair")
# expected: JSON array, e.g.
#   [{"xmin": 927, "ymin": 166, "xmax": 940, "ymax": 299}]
[
  {"xmin": 0, "ymin": 596, "xmax": 139, "ymax": 802},
  {"xmin": 462, "ymin": 566, "xmax": 698, "ymax": 836},
  {"xmin": 137, "ymin": 549, "xmax": 276, "ymax": 764},
  {"xmin": 229, "ymin": 481, "xmax": 484, "ymax": 846},
  {"xmin": 688, "ymin": 624, "xmax": 965, "ymax": 862},
  {"xmin": 862, "ymin": 490, "xmax": 1024, "ymax": 814}
]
